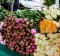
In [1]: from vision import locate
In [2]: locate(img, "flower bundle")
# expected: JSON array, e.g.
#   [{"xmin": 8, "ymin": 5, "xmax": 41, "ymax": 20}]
[
  {"xmin": 43, "ymin": 4, "xmax": 60, "ymax": 20},
  {"xmin": 39, "ymin": 19, "xmax": 57, "ymax": 33},
  {"xmin": 34, "ymin": 33, "xmax": 60, "ymax": 56},
  {"xmin": 2, "ymin": 15, "xmax": 36, "ymax": 56}
]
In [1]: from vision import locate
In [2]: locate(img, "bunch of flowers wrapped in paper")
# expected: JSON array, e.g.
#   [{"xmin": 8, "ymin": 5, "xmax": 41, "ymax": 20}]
[{"xmin": 0, "ymin": 4, "xmax": 60, "ymax": 56}]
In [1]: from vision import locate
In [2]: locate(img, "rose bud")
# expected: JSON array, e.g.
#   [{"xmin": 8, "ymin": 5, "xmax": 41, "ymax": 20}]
[
  {"xmin": 16, "ymin": 19, "xmax": 20, "ymax": 23},
  {"xmin": 8, "ymin": 26, "xmax": 11, "ymax": 29},
  {"xmin": 32, "ymin": 38, "xmax": 35, "ymax": 42},
  {"xmin": 12, "ymin": 16, "xmax": 16, "ymax": 21},
  {"xmin": 19, "ymin": 23, "xmax": 22, "ymax": 26},
  {"xmin": 21, "ymin": 29, "xmax": 25, "ymax": 32},
  {"xmin": 23, "ymin": 39, "xmax": 26, "ymax": 42},
  {"xmin": 8, "ymin": 43, "xmax": 13, "ymax": 47},
  {"xmin": 12, "ymin": 42, "xmax": 16, "ymax": 45},
  {"xmin": 26, "ymin": 41, "xmax": 29, "ymax": 44},
  {"xmin": 20, "ymin": 51, "xmax": 23, "ymax": 55},
  {"xmin": 28, "ymin": 30, "xmax": 30, "ymax": 33},
  {"xmin": 19, "ymin": 18, "xmax": 23, "ymax": 22},
  {"xmin": 7, "ymin": 33, "xmax": 10, "ymax": 36},
  {"xmin": 29, "ymin": 24, "xmax": 33, "ymax": 27},
  {"xmin": 26, "ymin": 53, "xmax": 29, "ymax": 56},
  {"xmin": 20, "ymin": 33, "xmax": 24, "ymax": 36},
  {"xmin": 16, "ymin": 47, "xmax": 20, "ymax": 51},
  {"xmin": 20, "ymin": 26, "xmax": 23, "ymax": 30},
  {"xmin": 8, "ymin": 15, "xmax": 11, "ymax": 20},
  {"xmin": 12, "ymin": 34, "xmax": 14, "ymax": 37},
  {"xmin": 30, "ymin": 36, "xmax": 33, "ymax": 39},
  {"xmin": 26, "ymin": 37, "xmax": 29, "ymax": 40},
  {"xmin": 22, "ymin": 20, "xmax": 25, "ymax": 24},
  {"xmin": 14, "ymin": 33, "xmax": 18, "ymax": 37},
  {"xmin": 25, "ymin": 25, "xmax": 28, "ymax": 28},
  {"xmin": 22, "ymin": 52, "xmax": 25, "ymax": 56},
  {"xmin": 23, "ymin": 32, "xmax": 26, "ymax": 35},
  {"xmin": 27, "ymin": 45, "xmax": 31, "ymax": 49},
  {"xmin": 32, "ymin": 46, "xmax": 35, "ymax": 49},
  {"xmin": 30, "ymin": 43, "xmax": 33, "ymax": 46},
  {"xmin": 26, "ymin": 50, "xmax": 30, "ymax": 53},
  {"xmin": 26, "ymin": 22, "xmax": 29, "ymax": 25},
  {"xmin": 29, "ymin": 49, "xmax": 33, "ymax": 53},
  {"xmin": 26, "ymin": 28, "xmax": 29, "ymax": 31},
  {"xmin": 23, "ymin": 24, "xmax": 26, "ymax": 27},
  {"xmin": 7, "ymin": 36, "xmax": 10, "ymax": 38},
  {"xmin": 26, "ymin": 43, "xmax": 28, "ymax": 47},
  {"xmin": 12, "ymin": 23, "xmax": 15, "ymax": 26},
  {"xmin": 3, "ymin": 24, "xmax": 7, "ymax": 27},
  {"xmin": 23, "ymin": 19, "xmax": 27, "ymax": 22},
  {"xmin": 16, "ymin": 26, "xmax": 19, "ymax": 30},
  {"xmin": 21, "ymin": 48, "xmax": 24, "ymax": 51},
  {"xmin": 30, "ymin": 19, "xmax": 33, "ymax": 23}
]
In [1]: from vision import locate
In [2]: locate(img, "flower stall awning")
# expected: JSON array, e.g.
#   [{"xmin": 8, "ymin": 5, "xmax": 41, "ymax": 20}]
[{"xmin": 19, "ymin": 0, "xmax": 44, "ymax": 9}]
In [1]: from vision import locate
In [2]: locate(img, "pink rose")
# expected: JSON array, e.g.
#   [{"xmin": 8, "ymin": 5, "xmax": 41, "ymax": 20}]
[
  {"xmin": 31, "ymin": 29, "xmax": 36, "ymax": 35},
  {"xmin": 16, "ymin": 18, "xmax": 23, "ymax": 23}
]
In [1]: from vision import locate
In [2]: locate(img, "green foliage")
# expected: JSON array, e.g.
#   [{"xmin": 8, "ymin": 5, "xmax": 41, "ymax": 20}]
[
  {"xmin": 0, "ymin": 7, "xmax": 9, "ymax": 21},
  {"xmin": 43, "ymin": 0, "xmax": 55, "ymax": 7},
  {"xmin": 12, "ymin": 9, "xmax": 45, "ymax": 32},
  {"xmin": 13, "ymin": 9, "xmax": 44, "ymax": 19}
]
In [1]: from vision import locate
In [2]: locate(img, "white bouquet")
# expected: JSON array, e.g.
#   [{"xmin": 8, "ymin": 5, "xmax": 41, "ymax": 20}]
[
  {"xmin": 34, "ymin": 33, "xmax": 60, "ymax": 56},
  {"xmin": 43, "ymin": 4, "xmax": 60, "ymax": 20}
]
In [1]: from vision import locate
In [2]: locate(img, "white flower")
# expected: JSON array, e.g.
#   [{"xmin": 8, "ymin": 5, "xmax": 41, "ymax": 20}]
[
  {"xmin": 34, "ymin": 53, "xmax": 40, "ymax": 56},
  {"xmin": 34, "ymin": 33, "xmax": 40, "ymax": 38},
  {"xmin": 56, "ymin": 10, "xmax": 60, "ymax": 15},
  {"xmin": 49, "ymin": 4, "xmax": 58, "ymax": 10},
  {"xmin": 43, "ymin": 4, "xmax": 60, "ymax": 20},
  {"xmin": 54, "ymin": 52, "xmax": 59, "ymax": 56},
  {"xmin": 49, "ymin": 8, "xmax": 55, "ymax": 12},
  {"xmin": 43, "ymin": 9, "xmax": 50, "ymax": 15},
  {"xmin": 45, "ymin": 15, "xmax": 53, "ymax": 19},
  {"xmin": 51, "ymin": 12, "xmax": 57, "ymax": 18}
]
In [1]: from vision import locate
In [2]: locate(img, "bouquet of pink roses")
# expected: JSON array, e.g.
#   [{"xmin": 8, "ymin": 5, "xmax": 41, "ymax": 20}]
[{"xmin": 1, "ymin": 15, "xmax": 36, "ymax": 56}]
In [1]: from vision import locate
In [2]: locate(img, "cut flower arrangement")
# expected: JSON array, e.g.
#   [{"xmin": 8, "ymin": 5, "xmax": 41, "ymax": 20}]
[
  {"xmin": 43, "ymin": 4, "xmax": 60, "ymax": 20},
  {"xmin": 34, "ymin": 33, "xmax": 60, "ymax": 56},
  {"xmin": 0, "ymin": 15, "xmax": 36, "ymax": 56},
  {"xmin": 0, "ymin": 4, "xmax": 60, "ymax": 56}
]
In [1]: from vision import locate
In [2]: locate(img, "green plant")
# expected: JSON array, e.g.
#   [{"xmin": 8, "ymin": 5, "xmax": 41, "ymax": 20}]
[
  {"xmin": 43, "ymin": 0, "xmax": 55, "ymax": 7},
  {"xmin": 0, "ymin": 6, "xmax": 9, "ymax": 21}
]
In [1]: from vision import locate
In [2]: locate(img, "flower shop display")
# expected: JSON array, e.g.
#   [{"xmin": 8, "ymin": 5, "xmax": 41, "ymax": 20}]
[
  {"xmin": 1, "ymin": 15, "xmax": 36, "ymax": 56},
  {"xmin": 0, "ymin": 3, "xmax": 60, "ymax": 56}
]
